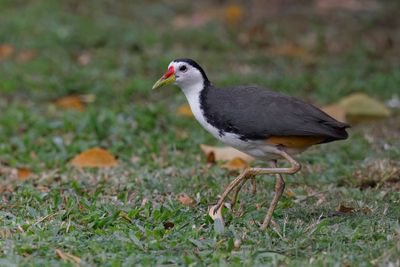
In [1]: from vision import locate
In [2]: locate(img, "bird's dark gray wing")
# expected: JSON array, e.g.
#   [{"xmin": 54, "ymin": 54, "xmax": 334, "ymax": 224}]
[{"xmin": 200, "ymin": 85, "xmax": 349, "ymax": 142}]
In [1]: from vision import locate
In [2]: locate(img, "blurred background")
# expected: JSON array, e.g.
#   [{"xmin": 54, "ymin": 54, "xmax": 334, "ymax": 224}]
[
  {"xmin": 0, "ymin": 0, "xmax": 399, "ymax": 174},
  {"xmin": 1, "ymin": 1, "xmax": 399, "ymax": 265}
]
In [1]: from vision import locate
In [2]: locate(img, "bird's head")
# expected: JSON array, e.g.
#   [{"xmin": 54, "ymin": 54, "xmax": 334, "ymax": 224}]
[{"xmin": 152, "ymin": 58, "xmax": 210, "ymax": 91}]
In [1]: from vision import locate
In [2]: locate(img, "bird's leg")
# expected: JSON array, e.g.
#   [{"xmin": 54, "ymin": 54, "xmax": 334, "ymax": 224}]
[
  {"xmin": 210, "ymin": 149, "xmax": 301, "ymax": 230},
  {"xmin": 231, "ymin": 177, "xmax": 257, "ymax": 209},
  {"xmin": 260, "ymin": 160, "xmax": 285, "ymax": 230}
]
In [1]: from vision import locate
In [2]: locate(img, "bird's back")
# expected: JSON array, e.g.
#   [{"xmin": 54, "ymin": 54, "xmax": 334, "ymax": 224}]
[{"xmin": 200, "ymin": 85, "xmax": 349, "ymax": 143}]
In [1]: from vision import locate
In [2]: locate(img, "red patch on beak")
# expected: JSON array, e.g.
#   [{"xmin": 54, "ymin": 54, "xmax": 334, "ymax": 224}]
[{"xmin": 163, "ymin": 66, "xmax": 174, "ymax": 78}]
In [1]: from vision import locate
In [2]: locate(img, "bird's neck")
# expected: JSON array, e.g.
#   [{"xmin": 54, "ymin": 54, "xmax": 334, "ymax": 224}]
[{"xmin": 179, "ymin": 77, "xmax": 211, "ymax": 105}]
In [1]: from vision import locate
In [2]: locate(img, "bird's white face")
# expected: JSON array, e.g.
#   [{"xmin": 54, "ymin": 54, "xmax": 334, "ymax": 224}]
[
  {"xmin": 168, "ymin": 61, "xmax": 203, "ymax": 89},
  {"xmin": 152, "ymin": 60, "xmax": 205, "ymax": 91}
]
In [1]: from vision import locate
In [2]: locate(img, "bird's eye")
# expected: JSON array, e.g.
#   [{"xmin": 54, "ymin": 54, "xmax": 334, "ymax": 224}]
[{"xmin": 179, "ymin": 65, "xmax": 187, "ymax": 72}]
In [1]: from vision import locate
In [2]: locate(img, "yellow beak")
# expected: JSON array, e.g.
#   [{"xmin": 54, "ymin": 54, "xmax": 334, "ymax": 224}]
[{"xmin": 152, "ymin": 73, "xmax": 176, "ymax": 90}]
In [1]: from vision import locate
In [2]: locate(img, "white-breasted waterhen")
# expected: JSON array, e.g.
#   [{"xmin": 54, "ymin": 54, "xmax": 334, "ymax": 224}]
[{"xmin": 152, "ymin": 58, "xmax": 350, "ymax": 230}]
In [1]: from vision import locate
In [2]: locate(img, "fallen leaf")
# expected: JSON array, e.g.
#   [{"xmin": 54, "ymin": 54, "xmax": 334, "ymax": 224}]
[
  {"xmin": 70, "ymin": 147, "xmax": 118, "ymax": 168},
  {"xmin": 208, "ymin": 204, "xmax": 224, "ymax": 233},
  {"xmin": 75, "ymin": 51, "xmax": 91, "ymax": 66},
  {"xmin": 224, "ymin": 4, "xmax": 244, "ymax": 24},
  {"xmin": 17, "ymin": 167, "xmax": 33, "ymax": 180},
  {"xmin": 119, "ymin": 211, "xmax": 133, "ymax": 223},
  {"xmin": 338, "ymin": 93, "xmax": 391, "ymax": 123},
  {"xmin": 337, "ymin": 204, "xmax": 355, "ymax": 213},
  {"xmin": 321, "ymin": 104, "xmax": 347, "ymax": 123},
  {"xmin": 177, "ymin": 194, "xmax": 195, "ymax": 206},
  {"xmin": 177, "ymin": 104, "xmax": 193, "ymax": 117},
  {"xmin": 200, "ymin": 144, "xmax": 254, "ymax": 163},
  {"xmin": 55, "ymin": 96, "xmax": 85, "ymax": 112},
  {"xmin": 285, "ymin": 189, "xmax": 295, "ymax": 198},
  {"xmin": 362, "ymin": 207, "xmax": 372, "ymax": 214},
  {"xmin": 221, "ymin": 157, "xmax": 248, "ymax": 170},
  {"xmin": 55, "ymin": 249, "xmax": 81, "ymax": 265},
  {"xmin": 0, "ymin": 44, "xmax": 14, "ymax": 59},
  {"xmin": 16, "ymin": 49, "xmax": 36, "ymax": 62}
]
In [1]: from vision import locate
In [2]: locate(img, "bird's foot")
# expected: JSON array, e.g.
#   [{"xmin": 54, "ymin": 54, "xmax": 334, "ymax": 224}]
[{"xmin": 208, "ymin": 203, "xmax": 224, "ymax": 226}]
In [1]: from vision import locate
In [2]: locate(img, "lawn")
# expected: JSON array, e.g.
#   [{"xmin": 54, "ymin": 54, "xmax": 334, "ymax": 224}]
[{"xmin": 0, "ymin": 0, "xmax": 399, "ymax": 266}]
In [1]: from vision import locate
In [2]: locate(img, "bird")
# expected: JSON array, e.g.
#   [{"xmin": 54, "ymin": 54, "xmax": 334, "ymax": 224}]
[{"xmin": 152, "ymin": 58, "xmax": 350, "ymax": 230}]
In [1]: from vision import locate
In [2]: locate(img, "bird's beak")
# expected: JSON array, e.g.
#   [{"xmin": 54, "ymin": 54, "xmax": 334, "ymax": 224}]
[{"xmin": 152, "ymin": 66, "xmax": 175, "ymax": 90}]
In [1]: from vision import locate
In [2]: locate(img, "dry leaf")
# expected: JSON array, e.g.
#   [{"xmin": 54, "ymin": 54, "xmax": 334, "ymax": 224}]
[
  {"xmin": 55, "ymin": 96, "xmax": 85, "ymax": 112},
  {"xmin": 16, "ymin": 49, "xmax": 36, "ymax": 62},
  {"xmin": 76, "ymin": 51, "xmax": 91, "ymax": 66},
  {"xmin": 362, "ymin": 207, "xmax": 372, "ymax": 214},
  {"xmin": 337, "ymin": 204, "xmax": 355, "ymax": 213},
  {"xmin": 221, "ymin": 157, "xmax": 248, "ymax": 170},
  {"xmin": 200, "ymin": 144, "xmax": 254, "ymax": 163},
  {"xmin": 177, "ymin": 104, "xmax": 193, "ymax": 117},
  {"xmin": 17, "ymin": 167, "xmax": 33, "ymax": 180},
  {"xmin": 0, "ymin": 44, "xmax": 14, "ymax": 59},
  {"xmin": 70, "ymin": 147, "xmax": 118, "ymax": 168},
  {"xmin": 285, "ymin": 189, "xmax": 295, "ymax": 198},
  {"xmin": 322, "ymin": 104, "xmax": 347, "ymax": 123},
  {"xmin": 337, "ymin": 93, "xmax": 391, "ymax": 123},
  {"xmin": 177, "ymin": 194, "xmax": 195, "ymax": 206},
  {"xmin": 224, "ymin": 4, "xmax": 244, "ymax": 24},
  {"xmin": 55, "ymin": 249, "xmax": 81, "ymax": 265}
]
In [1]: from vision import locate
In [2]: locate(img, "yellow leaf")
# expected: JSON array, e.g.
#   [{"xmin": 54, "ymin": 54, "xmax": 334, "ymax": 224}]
[
  {"xmin": 200, "ymin": 144, "xmax": 254, "ymax": 163},
  {"xmin": 177, "ymin": 104, "xmax": 193, "ymax": 117},
  {"xmin": 55, "ymin": 96, "xmax": 85, "ymax": 112},
  {"xmin": 221, "ymin": 157, "xmax": 248, "ymax": 170},
  {"xmin": 70, "ymin": 147, "xmax": 118, "ymax": 168},
  {"xmin": 55, "ymin": 249, "xmax": 81, "ymax": 265},
  {"xmin": 337, "ymin": 93, "xmax": 390, "ymax": 123},
  {"xmin": 177, "ymin": 194, "xmax": 195, "ymax": 206},
  {"xmin": 0, "ymin": 44, "xmax": 14, "ymax": 59},
  {"xmin": 17, "ymin": 167, "xmax": 33, "ymax": 180},
  {"xmin": 224, "ymin": 4, "xmax": 244, "ymax": 24}
]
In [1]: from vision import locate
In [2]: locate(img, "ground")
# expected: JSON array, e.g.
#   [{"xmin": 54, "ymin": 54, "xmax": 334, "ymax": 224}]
[{"xmin": 0, "ymin": 0, "xmax": 399, "ymax": 266}]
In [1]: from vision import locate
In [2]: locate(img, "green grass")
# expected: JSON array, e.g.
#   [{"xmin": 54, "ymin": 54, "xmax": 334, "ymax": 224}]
[{"xmin": 1, "ymin": 1, "xmax": 399, "ymax": 266}]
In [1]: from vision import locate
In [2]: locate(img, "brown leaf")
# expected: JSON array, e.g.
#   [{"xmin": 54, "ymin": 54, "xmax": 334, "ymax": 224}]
[
  {"xmin": 177, "ymin": 194, "xmax": 195, "ymax": 206},
  {"xmin": 55, "ymin": 96, "xmax": 85, "ymax": 112},
  {"xmin": 0, "ymin": 44, "xmax": 14, "ymax": 59},
  {"xmin": 221, "ymin": 157, "xmax": 248, "ymax": 170},
  {"xmin": 224, "ymin": 4, "xmax": 244, "ymax": 24},
  {"xmin": 17, "ymin": 167, "xmax": 33, "ymax": 180},
  {"xmin": 75, "ymin": 51, "xmax": 91, "ymax": 66},
  {"xmin": 55, "ymin": 249, "xmax": 81, "ymax": 265},
  {"xmin": 177, "ymin": 104, "xmax": 193, "ymax": 117},
  {"xmin": 361, "ymin": 206, "xmax": 372, "ymax": 214},
  {"xmin": 200, "ymin": 144, "xmax": 254, "ymax": 163},
  {"xmin": 16, "ymin": 49, "xmax": 36, "ymax": 62},
  {"xmin": 321, "ymin": 104, "xmax": 347, "ymax": 123},
  {"xmin": 285, "ymin": 189, "xmax": 295, "ymax": 198},
  {"xmin": 337, "ymin": 204, "xmax": 355, "ymax": 213},
  {"xmin": 70, "ymin": 147, "xmax": 118, "ymax": 168}
]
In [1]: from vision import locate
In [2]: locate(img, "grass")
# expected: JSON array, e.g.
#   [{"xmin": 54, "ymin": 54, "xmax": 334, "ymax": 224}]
[{"xmin": 1, "ymin": 0, "xmax": 399, "ymax": 266}]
